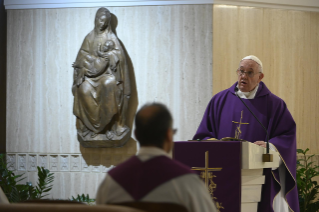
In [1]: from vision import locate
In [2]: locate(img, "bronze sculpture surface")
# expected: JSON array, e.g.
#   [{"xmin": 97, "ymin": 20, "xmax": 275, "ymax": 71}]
[{"xmin": 72, "ymin": 8, "xmax": 131, "ymax": 148}]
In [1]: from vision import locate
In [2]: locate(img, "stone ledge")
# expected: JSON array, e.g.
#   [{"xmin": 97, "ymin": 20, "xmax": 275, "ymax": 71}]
[
  {"xmin": 4, "ymin": 0, "xmax": 319, "ymax": 12},
  {"xmin": 6, "ymin": 152, "xmax": 133, "ymax": 173}
]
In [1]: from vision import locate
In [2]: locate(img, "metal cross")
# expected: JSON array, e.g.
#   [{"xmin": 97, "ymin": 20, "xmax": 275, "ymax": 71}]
[
  {"xmin": 232, "ymin": 110, "xmax": 249, "ymax": 139},
  {"xmin": 191, "ymin": 151, "xmax": 222, "ymax": 187}
]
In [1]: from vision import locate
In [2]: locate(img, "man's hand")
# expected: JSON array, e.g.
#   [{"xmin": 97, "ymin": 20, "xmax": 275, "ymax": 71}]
[{"xmin": 254, "ymin": 141, "xmax": 266, "ymax": 148}]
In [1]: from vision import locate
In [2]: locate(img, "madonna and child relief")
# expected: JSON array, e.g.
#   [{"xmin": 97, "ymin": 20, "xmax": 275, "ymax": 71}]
[{"xmin": 72, "ymin": 8, "xmax": 131, "ymax": 148}]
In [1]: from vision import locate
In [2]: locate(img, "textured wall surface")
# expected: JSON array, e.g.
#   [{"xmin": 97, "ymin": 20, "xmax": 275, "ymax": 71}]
[
  {"xmin": 6, "ymin": 5, "xmax": 213, "ymax": 198},
  {"xmin": 213, "ymin": 5, "xmax": 319, "ymax": 154}
]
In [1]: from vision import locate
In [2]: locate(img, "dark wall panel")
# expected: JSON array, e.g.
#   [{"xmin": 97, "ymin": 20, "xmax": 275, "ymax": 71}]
[{"xmin": 0, "ymin": 0, "xmax": 6, "ymax": 153}]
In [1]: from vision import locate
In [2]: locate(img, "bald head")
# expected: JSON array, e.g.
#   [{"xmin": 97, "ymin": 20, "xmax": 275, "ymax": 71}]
[{"xmin": 135, "ymin": 103, "xmax": 173, "ymax": 148}]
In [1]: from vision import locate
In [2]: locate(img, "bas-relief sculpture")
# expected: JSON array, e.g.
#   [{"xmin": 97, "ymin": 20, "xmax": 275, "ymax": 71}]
[
  {"xmin": 18, "ymin": 154, "xmax": 26, "ymax": 171},
  {"xmin": 72, "ymin": 8, "xmax": 131, "ymax": 148},
  {"xmin": 7, "ymin": 154, "xmax": 16, "ymax": 171}
]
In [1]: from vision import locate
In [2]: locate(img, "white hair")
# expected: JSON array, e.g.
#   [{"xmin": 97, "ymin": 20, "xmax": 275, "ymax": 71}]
[{"xmin": 241, "ymin": 55, "xmax": 263, "ymax": 73}]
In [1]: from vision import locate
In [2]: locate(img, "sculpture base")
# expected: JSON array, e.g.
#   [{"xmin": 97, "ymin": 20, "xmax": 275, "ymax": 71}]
[{"xmin": 78, "ymin": 129, "xmax": 131, "ymax": 148}]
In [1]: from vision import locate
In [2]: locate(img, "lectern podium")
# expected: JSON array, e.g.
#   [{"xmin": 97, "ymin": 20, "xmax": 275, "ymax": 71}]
[{"xmin": 173, "ymin": 141, "xmax": 279, "ymax": 212}]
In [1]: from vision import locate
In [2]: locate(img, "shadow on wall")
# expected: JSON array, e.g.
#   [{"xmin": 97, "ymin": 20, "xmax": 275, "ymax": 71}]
[{"xmin": 80, "ymin": 12, "xmax": 139, "ymax": 167}]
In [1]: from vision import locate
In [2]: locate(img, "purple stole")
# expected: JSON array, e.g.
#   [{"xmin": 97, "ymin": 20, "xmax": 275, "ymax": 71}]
[{"xmin": 108, "ymin": 155, "xmax": 195, "ymax": 200}]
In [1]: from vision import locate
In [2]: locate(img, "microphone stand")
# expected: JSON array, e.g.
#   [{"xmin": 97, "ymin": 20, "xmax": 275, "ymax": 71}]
[{"xmin": 234, "ymin": 87, "xmax": 273, "ymax": 162}]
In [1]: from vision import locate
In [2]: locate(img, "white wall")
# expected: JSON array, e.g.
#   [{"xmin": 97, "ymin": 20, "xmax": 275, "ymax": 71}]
[{"xmin": 6, "ymin": 5, "xmax": 213, "ymax": 198}]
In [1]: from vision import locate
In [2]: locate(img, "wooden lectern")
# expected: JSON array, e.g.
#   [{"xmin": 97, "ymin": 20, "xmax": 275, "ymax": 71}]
[{"xmin": 173, "ymin": 141, "xmax": 279, "ymax": 212}]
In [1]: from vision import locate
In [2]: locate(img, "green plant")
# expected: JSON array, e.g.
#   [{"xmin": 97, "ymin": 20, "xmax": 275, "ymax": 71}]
[
  {"xmin": 297, "ymin": 148, "xmax": 319, "ymax": 212},
  {"xmin": 0, "ymin": 154, "xmax": 54, "ymax": 202},
  {"xmin": 70, "ymin": 194, "xmax": 95, "ymax": 205},
  {"xmin": 33, "ymin": 166, "xmax": 55, "ymax": 199}
]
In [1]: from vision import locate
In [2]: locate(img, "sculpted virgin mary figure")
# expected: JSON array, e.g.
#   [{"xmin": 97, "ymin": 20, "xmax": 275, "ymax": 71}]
[{"xmin": 72, "ymin": 8, "xmax": 131, "ymax": 147}]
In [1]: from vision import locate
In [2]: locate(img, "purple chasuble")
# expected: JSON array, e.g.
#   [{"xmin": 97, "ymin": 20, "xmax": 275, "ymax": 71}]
[
  {"xmin": 193, "ymin": 81, "xmax": 299, "ymax": 212},
  {"xmin": 108, "ymin": 155, "xmax": 195, "ymax": 200}
]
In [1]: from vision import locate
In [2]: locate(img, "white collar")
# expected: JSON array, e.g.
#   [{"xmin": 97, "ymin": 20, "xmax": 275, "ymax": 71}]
[
  {"xmin": 137, "ymin": 146, "xmax": 170, "ymax": 162},
  {"xmin": 236, "ymin": 83, "xmax": 259, "ymax": 99}
]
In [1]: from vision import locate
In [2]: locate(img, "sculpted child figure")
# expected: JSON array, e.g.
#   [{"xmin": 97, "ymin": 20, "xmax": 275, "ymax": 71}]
[
  {"xmin": 75, "ymin": 40, "xmax": 120, "ymax": 81},
  {"xmin": 97, "ymin": 40, "xmax": 123, "ymax": 86}
]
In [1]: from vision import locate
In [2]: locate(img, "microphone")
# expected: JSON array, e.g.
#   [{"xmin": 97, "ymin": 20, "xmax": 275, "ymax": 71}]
[{"xmin": 234, "ymin": 87, "xmax": 273, "ymax": 162}]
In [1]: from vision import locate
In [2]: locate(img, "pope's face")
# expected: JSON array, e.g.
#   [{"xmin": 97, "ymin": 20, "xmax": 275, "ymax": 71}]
[
  {"xmin": 237, "ymin": 59, "xmax": 264, "ymax": 92},
  {"xmin": 95, "ymin": 15, "xmax": 109, "ymax": 31}
]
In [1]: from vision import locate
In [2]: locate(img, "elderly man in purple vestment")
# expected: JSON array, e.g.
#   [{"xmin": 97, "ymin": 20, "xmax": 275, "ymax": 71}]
[
  {"xmin": 96, "ymin": 103, "xmax": 218, "ymax": 212},
  {"xmin": 193, "ymin": 55, "xmax": 299, "ymax": 212}
]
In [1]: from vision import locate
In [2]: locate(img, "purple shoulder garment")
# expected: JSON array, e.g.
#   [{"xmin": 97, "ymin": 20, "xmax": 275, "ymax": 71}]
[{"xmin": 108, "ymin": 155, "xmax": 195, "ymax": 200}]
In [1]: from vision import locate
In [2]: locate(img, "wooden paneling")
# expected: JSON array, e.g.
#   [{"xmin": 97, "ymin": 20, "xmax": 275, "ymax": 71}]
[{"xmin": 213, "ymin": 5, "xmax": 319, "ymax": 153}]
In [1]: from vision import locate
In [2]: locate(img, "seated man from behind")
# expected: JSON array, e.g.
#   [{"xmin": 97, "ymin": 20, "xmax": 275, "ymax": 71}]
[{"xmin": 96, "ymin": 103, "xmax": 217, "ymax": 212}]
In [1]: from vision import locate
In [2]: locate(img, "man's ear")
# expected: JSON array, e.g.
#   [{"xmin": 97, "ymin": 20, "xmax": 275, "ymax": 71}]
[
  {"xmin": 163, "ymin": 129, "xmax": 173, "ymax": 153},
  {"xmin": 166, "ymin": 128, "xmax": 173, "ymax": 141},
  {"xmin": 259, "ymin": 73, "xmax": 264, "ymax": 81}
]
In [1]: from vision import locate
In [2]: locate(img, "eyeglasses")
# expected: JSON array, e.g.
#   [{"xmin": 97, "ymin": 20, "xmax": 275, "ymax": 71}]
[
  {"xmin": 236, "ymin": 70, "xmax": 261, "ymax": 78},
  {"xmin": 173, "ymin": 128, "xmax": 178, "ymax": 135}
]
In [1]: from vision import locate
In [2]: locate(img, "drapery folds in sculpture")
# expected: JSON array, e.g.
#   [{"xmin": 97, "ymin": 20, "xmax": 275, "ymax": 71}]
[{"xmin": 72, "ymin": 8, "xmax": 131, "ymax": 147}]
